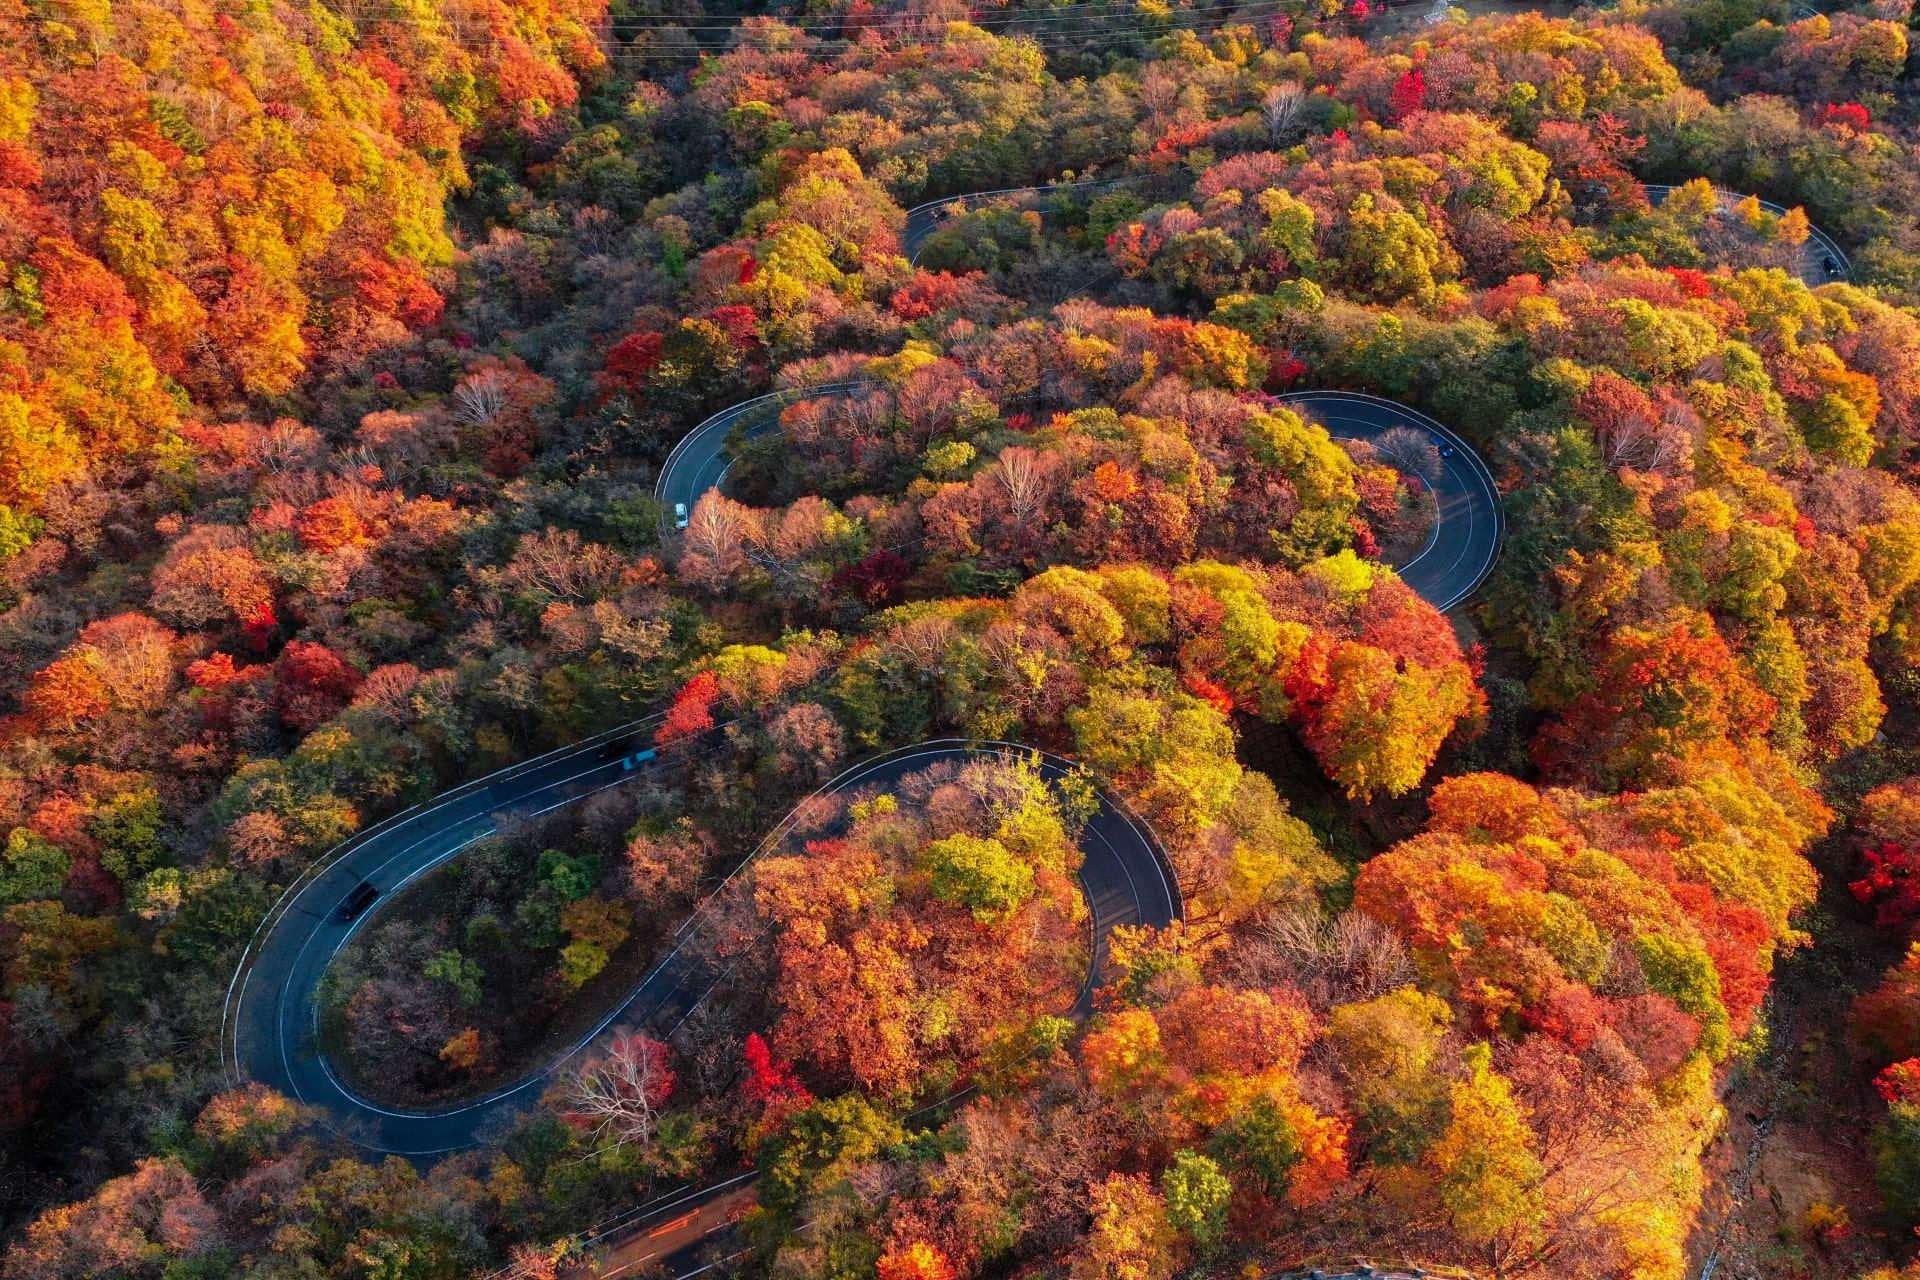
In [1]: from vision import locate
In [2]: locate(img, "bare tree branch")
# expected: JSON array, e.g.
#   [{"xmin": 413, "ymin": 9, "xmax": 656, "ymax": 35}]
[{"xmin": 561, "ymin": 1033, "xmax": 676, "ymax": 1151}]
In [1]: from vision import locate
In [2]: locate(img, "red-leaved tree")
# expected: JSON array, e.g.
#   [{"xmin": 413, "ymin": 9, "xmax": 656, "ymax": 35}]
[
  {"xmin": 655, "ymin": 670, "xmax": 721, "ymax": 747},
  {"xmin": 743, "ymin": 1032, "xmax": 813, "ymax": 1115},
  {"xmin": 1853, "ymin": 842, "xmax": 1920, "ymax": 938},
  {"xmin": 1816, "ymin": 102, "xmax": 1872, "ymax": 131},
  {"xmin": 274, "ymin": 641, "xmax": 365, "ymax": 732},
  {"xmin": 1388, "ymin": 69, "xmax": 1426, "ymax": 121}
]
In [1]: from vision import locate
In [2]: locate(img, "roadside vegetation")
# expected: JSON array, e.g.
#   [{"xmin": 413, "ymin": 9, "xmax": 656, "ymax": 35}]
[
  {"xmin": 13, "ymin": 0, "xmax": 1920, "ymax": 1277},
  {"xmin": 318, "ymin": 787, "xmax": 721, "ymax": 1107}
]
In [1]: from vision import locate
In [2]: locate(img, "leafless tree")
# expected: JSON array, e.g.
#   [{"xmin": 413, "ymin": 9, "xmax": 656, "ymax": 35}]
[
  {"xmin": 767, "ymin": 702, "xmax": 846, "ymax": 783},
  {"xmin": 571, "ymin": 205, "xmax": 619, "ymax": 256},
  {"xmin": 679, "ymin": 491, "xmax": 760, "ymax": 593},
  {"xmin": 996, "ymin": 445, "xmax": 1058, "ymax": 528},
  {"xmin": 501, "ymin": 528, "xmax": 626, "ymax": 602},
  {"xmin": 561, "ymin": 1033, "xmax": 675, "ymax": 1150},
  {"xmin": 1234, "ymin": 909, "xmax": 1414, "ymax": 1009},
  {"xmin": 1595, "ymin": 397, "xmax": 1696, "ymax": 474},
  {"xmin": 882, "ymin": 614, "xmax": 959, "ymax": 677},
  {"xmin": 350, "ymin": 663, "xmax": 426, "ymax": 725},
  {"xmin": 257, "ymin": 419, "xmax": 327, "ymax": 474},
  {"xmin": 896, "ymin": 362, "xmax": 983, "ymax": 451},
  {"xmin": 452, "ymin": 368, "xmax": 510, "ymax": 427},
  {"xmin": 1374, "ymin": 426, "xmax": 1444, "ymax": 483},
  {"xmin": 1263, "ymin": 83, "xmax": 1306, "ymax": 144}
]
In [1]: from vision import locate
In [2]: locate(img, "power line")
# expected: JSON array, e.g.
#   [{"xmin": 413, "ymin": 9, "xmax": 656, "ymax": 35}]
[
  {"xmin": 329, "ymin": 20, "xmax": 1255, "ymax": 44},
  {"xmin": 242, "ymin": 0, "xmax": 1334, "ymax": 68},
  {"xmin": 344, "ymin": 28, "xmax": 1285, "ymax": 63},
  {"xmin": 592, "ymin": 13, "xmax": 1291, "ymax": 59},
  {"xmin": 312, "ymin": 0, "xmax": 1287, "ymax": 45},
  {"xmin": 323, "ymin": 0, "xmax": 1283, "ymax": 30},
  {"xmin": 622, "ymin": 3, "xmax": 1275, "ymax": 32},
  {"xmin": 303, "ymin": 28, "xmax": 1254, "ymax": 59}
]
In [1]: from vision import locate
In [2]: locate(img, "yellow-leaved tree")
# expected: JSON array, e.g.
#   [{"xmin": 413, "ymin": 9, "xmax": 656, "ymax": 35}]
[{"xmin": 1430, "ymin": 1043, "xmax": 1546, "ymax": 1257}]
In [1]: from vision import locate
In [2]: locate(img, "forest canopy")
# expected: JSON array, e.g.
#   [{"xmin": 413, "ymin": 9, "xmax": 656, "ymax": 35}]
[{"xmin": 8, "ymin": 0, "xmax": 1920, "ymax": 1278}]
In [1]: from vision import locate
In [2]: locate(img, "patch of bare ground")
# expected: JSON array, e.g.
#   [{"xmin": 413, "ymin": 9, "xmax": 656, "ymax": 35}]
[{"xmin": 1685, "ymin": 829, "xmax": 1913, "ymax": 1277}]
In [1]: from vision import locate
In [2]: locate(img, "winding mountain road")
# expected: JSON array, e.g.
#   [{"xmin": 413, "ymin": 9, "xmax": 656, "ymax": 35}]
[
  {"xmin": 229, "ymin": 180, "xmax": 1499, "ymax": 1185},
  {"xmin": 654, "ymin": 382, "xmax": 1502, "ymax": 614},
  {"xmin": 652, "ymin": 183, "xmax": 1131, "ymax": 528},
  {"xmin": 1643, "ymin": 182, "xmax": 1852, "ymax": 287},
  {"xmin": 224, "ymin": 737, "xmax": 1175, "ymax": 1156},
  {"xmin": 653, "ymin": 380, "xmax": 871, "ymax": 534},
  {"xmin": 901, "ymin": 179, "xmax": 1123, "ymax": 263},
  {"xmin": 665, "ymin": 182, "xmax": 1505, "ymax": 613},
  {"xmin": 223, "ymin": 719, "xmax": 670, "ymax": 1154},
  {"xmin": 1279, "ymin": 391, "xmax": 1502, "ymax": 611}
]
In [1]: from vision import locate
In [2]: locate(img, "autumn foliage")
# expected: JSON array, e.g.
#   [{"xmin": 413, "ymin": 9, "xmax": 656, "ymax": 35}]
[
  {"xmin": 656, "ymin": 670, "xmax": 721, "ymax": 747},
  {"xmin": 878, "ymin": 1242, "xmax": 957, "ymax": 1280},
  {"xmin": 10, "ymin": 2, "xmax": 1920, "ymax": 1278}
]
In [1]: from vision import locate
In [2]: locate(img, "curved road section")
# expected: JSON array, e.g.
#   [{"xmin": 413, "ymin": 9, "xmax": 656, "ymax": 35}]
[
  {"xmin": 227, "ymin": 737, "xmax": 1175, "ymax": 1156},
  {"xmin": 903, "ymin": 179, "xmax": 1124, "ymax": 265},
  {"xmin": 656, "ymin": 179, "xmax": 1136, "ymax": 523},
  {"xmin": 1281, "ymin": 391, "xmax": 1502, "ymax": 611},
  {"xmin": 664, "ymin": 178, "xmax": 1504, "ymax": 614},
  {"xmin": 1643, "ymin": 182, "xmax": 1851, "ymax": 286},
  {"xmin": 225, "ymin": 719, "xmax": 669, "ymax": 1154},
  {"xmin": 659, "ymin": 385, "xmax": 1502, "ymax": 613},
  {"xmin": 797, "ymin": 740, "xmax": 1181, "ymax": 1015},
  {"xmin": 653, "ymin": 380, "xmax": 870, "ymax": 536}
]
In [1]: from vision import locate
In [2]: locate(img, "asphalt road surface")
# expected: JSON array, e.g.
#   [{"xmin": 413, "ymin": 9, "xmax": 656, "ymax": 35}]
[
  {"xmin": 223, "ymin": 721, "xmax": 672, "ymax": 1155},
  {"xmin": 652, "ymin": 380, "xmax": 869, "ymax": 533},
  {"xmin": 1279, "ymin": 391, "xmax": 1503, "ymax": 611},
  {"xmin": 226, "ymin": 738, "xmax": 1176, "ymax": 1157},
  {"xmin": 901, "ymin": 179, "xmax": 1123, "ymax": 264},
  {"xmin": 540, "ymin": 1173, "xmax": 761, "ymax": 1280},
  {"xmin": 593, "ymin": 1180, "xmax": 758, "ymax": 1279},
  {"xmin": 657, "ymin": 385, "xmax": 1500, "ymax": 613},
  {"xmin": 1643, "ymin": 182, "xmax": 1852, "ymax": 287}
]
